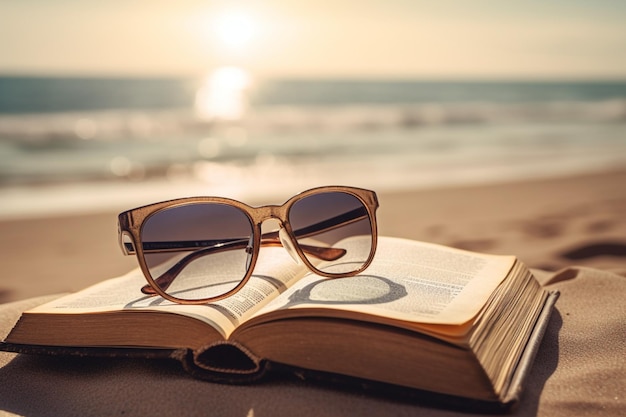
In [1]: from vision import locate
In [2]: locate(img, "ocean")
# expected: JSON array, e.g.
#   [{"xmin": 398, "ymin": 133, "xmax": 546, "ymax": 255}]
[{"xmin": 1, "ymin": 74, "xmax": 626, "ymax": 218}]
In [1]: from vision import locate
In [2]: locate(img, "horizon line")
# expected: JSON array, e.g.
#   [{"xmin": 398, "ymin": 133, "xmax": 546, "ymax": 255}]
[{"xmin": 1, "ymin": 71, "xmax": 626, "ymax": 83}]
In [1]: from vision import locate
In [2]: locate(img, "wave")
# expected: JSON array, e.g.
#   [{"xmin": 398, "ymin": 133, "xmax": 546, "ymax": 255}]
[
  {"xmin": 1, "ymin": 99, "xmax": 625, "ymax": 143},
  {"xmin": 245, "ymin": 99, "xmax": 626, "ymax": 131}
]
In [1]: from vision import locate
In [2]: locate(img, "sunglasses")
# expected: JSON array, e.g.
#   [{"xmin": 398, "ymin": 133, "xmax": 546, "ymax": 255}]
[{"xmin": 118, "ymin": 186, "xmax": 379, "ymax": 304}]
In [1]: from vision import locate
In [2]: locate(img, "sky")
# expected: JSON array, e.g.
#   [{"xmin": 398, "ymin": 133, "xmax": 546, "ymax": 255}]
[{"xmin": 1, "ymin": 0, "xmax": 626, "ymax": 79}]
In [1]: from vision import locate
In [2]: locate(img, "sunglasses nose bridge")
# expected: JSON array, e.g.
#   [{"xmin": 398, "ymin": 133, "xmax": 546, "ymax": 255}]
[
  {"xmin": 255, "ymin": 205, "xmax": 300, "ymax": 262},
  {"xmin": 255, "ymin": 204, "xmax": 288, "ymax": 226}
]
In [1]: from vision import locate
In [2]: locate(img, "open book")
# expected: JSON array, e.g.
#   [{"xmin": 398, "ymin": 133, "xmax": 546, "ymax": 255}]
[{"xmin": 1, "ymin": 236, "xmax": 557, "ymax": 410}]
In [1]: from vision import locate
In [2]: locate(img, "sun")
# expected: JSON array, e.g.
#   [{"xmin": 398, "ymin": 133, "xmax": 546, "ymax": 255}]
[{"xmin": 213, "ymin": 10, "xmax": 256, "ymax": 51}]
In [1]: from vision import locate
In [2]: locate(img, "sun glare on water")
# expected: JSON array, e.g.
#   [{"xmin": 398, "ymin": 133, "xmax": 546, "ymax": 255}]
[{"xmin": 195, "ymin": 66, "xmax": 252, "ymax": 120}]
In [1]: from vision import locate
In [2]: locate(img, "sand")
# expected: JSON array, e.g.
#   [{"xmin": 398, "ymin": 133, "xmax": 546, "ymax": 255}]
[{"xmin": 1, "ymin": 168, "xmax": 625, "ymax": 303}]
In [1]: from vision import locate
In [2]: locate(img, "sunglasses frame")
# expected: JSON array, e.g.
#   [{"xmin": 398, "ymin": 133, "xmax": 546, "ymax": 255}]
[{"xmin": 118, "ymin": 186, "xmax": 379, "ymax": 304}]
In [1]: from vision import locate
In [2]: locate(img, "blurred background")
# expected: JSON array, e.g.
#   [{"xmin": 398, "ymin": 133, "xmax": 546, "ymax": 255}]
[{"xmin": 1, "ymin": 0, "xmax": 626, "ymax": 217}]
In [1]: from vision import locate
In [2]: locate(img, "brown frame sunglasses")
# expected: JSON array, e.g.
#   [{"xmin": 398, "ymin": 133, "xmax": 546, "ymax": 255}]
[{"xmin": 118, "ymin": 186, "xmax": 379, "ymax": 304}]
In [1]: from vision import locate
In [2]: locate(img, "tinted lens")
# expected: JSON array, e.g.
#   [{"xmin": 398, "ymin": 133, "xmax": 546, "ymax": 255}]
[
  {"xmin": 288, "ymin": 191, "xmax": 373, "ymax": 275},
  {"xmin": 140, "ymin": 203, "xmax": 253, "ymax": 301}
]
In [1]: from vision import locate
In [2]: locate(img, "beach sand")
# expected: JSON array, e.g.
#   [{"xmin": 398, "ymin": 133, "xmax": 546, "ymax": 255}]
[{"xmin": 1, "ymin": 168, "xmax": 625, "ymax": 304}]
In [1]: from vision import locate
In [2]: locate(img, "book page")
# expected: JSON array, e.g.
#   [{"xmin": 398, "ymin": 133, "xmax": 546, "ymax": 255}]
[
  {"xmin": 29, "ymin": 247, "xmax": 309, "ymax": 338},
  {"xmin": 250, "ymin": 236, "xmax": 515, "ymax": 326}
]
